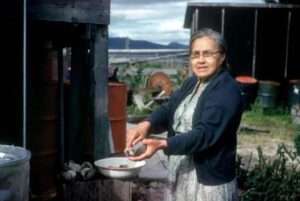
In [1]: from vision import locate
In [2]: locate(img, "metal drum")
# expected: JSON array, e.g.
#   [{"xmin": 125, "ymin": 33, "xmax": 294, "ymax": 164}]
[
  {"xmin": 257, "ymin": 80, "xmax": 280, "ymax": 108},
  {"xmin": 108, "ymin": 82, "xmax": 128, "ymax": 153},
  {"xmin": 28, "ymin": 41, "xmax": 59, "ymax": 201},
  {"xmin": 288, "ymin": 80, "xmax": 300, "ymax": 124},
  {"xmin": 288, "ymin": 80, "xmax": 300, "ymax": 108},
  {"xmin": 236, "ymin": 76, "xmax": 258, "ymax": 110},
  {"xmin": 0, "ymin": 145, "xmax": 31, "ymax": 201}
]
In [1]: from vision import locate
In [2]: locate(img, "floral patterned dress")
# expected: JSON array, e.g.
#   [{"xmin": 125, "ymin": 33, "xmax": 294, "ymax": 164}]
[{"xmin": 165, "ymin": 80, "xmax": 238, "ymax": 201}]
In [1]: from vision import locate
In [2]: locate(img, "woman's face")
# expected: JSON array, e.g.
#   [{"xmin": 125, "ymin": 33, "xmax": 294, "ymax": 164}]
[{"xmin": 190, "ymin": 36, "xmax": 225, "ymax": 80}]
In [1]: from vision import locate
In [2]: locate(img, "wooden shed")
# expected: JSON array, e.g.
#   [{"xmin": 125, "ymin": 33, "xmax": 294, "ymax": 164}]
[
  {"xmin": 184, "ymin": 2, "xmax": 300, "ymax": 81},
  {"xmin": 1, "ymin": 1, "xmax": 116, "ymax": 200}
]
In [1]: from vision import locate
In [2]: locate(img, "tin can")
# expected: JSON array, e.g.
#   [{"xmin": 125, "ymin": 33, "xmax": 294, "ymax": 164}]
[{"xmin": 125, "ymin": 142, "xmax": 146, "ymax": 156}]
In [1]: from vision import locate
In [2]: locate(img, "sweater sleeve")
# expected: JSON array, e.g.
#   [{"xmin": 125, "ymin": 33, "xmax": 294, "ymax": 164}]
[
  {"xmin": 164, "ymin": 84, "xmax": 242, "ymax": 155},
  {"xmin": 145, "ymin": 104, "xmax": 170, "ymax": 133},
  {"xmin": 147, "ymin": 77, "xmax": 195, "ymax": 131}
]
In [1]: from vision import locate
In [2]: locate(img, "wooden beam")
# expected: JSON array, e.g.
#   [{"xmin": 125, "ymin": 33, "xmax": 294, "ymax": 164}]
[
  {"xmin": 89, "ymin": 25, "xmax": 110, "ymax": 160},
  {"xmin": 29, "ymin": 0, "xmax": 110, "ymax": 25},
  {"xmin": 67, "ymin": 25, "xmax": 88, "ymax": 162}
]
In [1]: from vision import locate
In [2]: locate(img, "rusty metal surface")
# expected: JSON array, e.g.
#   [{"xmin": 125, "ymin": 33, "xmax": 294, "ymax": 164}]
[
  {"xmin": 108, "ymin": 83, "xmax": 127, "ymax": 153},
  {"xmin": 27, "ymin": 41, "xmax": 59, "ymax": 201},
  {"xmin": 29, "ymin": 0, "xmax": 110, "ymax": 24}
]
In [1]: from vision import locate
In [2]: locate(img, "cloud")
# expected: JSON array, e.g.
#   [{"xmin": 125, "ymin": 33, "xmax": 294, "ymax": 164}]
[
  {"xmin": 112, "ymin": 8, "xmax": 160, "ymax": 21},
  {"xmin": 109, "ymin": 0, "xmax": 265, "ymax": 45},
  {"xmin": 112, "ymin": 0, "xmax": 186, "ymax": 6},
  {"xmin": 110, "ymin": 1, "xmax": 189, "ymax": 45}
]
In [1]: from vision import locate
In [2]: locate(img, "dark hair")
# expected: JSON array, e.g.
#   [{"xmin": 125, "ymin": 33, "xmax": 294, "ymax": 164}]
[{"xmin": 190, "ymin": 28, "xmax": 227, "ymax": 55}]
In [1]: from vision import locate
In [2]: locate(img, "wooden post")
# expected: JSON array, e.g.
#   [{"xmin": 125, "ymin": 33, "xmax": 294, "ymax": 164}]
[
  {"xmin": 89, "ymin": 24, "xmax": 111, "ymax": 160},
  {"xmin": 67, "ymin": 25, "xmax": 88, "ymax": 162}
]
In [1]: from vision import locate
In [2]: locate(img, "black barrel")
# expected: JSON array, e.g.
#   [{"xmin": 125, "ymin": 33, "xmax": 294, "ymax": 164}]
[
  {"xmin": 257, "ymin": 80, "xmax": 280, "ymax": 108},
  {"xmin": 235, "ymin": 76, "xmax": 258, "ymax": 110}
]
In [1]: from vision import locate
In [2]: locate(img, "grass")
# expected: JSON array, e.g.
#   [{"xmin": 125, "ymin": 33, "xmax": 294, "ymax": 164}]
[{"xmin": 238, "ymin": 103, "xmax": 296, "ymax": 146}]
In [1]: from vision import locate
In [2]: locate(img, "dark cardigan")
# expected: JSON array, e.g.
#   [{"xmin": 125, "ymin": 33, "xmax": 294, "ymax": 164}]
[{"xmin": 147, "ymin": 69, "xmax": 243, "ymax": 185}]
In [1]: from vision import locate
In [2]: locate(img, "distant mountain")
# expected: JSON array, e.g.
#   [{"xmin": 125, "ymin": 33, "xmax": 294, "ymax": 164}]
[
  {"xmin": 167, "ymin": 42, "xmax": 188, "ymax": 49},
  {"xmin": 109, "ymin": 37, "xmax": 187, "ymax": 49}
]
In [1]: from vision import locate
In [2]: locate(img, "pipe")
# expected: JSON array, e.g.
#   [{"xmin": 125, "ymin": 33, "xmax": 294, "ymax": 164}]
[
  {"xmin": 58, "ymin": 48, "xmax": 65, "ymax": 167},
  {"xmin": 22, "ymin": 0, "xmax": 27, "ymax": 148},
  {"xmin": 284, "ymin": 11, "xmax": 291, "ymax": 78},
  {"xmin": 252, "ymin": 9, "xmax": 258, "ymax": 78},
  {"xmin": 221, "ymin": 8, "xmax": 225, "ymax": 36}
]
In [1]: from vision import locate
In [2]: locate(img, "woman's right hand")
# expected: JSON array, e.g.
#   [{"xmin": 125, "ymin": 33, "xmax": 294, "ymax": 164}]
[{"xmin": 125, "ymin": 121, "xmax": 151, "ymax": 150}]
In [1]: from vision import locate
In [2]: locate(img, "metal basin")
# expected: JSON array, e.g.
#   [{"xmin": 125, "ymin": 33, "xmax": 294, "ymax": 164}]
[{"xmin": 94, "ymin": 157, "xmax": 146, "ymax": 179}]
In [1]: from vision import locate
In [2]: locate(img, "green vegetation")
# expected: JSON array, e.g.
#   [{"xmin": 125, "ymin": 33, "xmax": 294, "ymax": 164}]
[
  {"xmin": 138, "ymin": 62, "xmax": 162, "ymax": 69},
  {"xmin": 237, "ymin": 103, "xmax": 300, "ymax": 200},
  {"xmin": 294, "ymin": 127, "xmax": 300, "ymax": 155},
  {"xmin": 116, "ymin": 63, "xmax": 187, "ymax": 91},
  {"xmin": 117, "ymin": 63, "xmax": 186, "ymax": 123},
  {"xmin": 237, "ymin": 144, "xmax": 300, "ymax": 201},
  {"xmin": 242, "ymin": 103, "xmax": 292, "ymax": 129},
  {"xmin": 239, "ymin": 103, "xmax": 295, "ymax": 144},
  {"xmin": 118, "ymin": 65, "xmax": 148, "ymax": 91}
]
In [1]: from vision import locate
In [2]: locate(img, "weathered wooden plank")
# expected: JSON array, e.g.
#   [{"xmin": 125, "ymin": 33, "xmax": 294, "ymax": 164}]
[
  {"xmin": 63, "ymin": 179, "xmax": 132, "ymax": 201},
  {"xmin": 224, "ymin": 7, "xmax": 255, "ymax": 76},
  {"xmin": 29, "ymin": 0, "xmax": 110, "ymax": 24},
  {"xmin": 196, "ymin": 7, "xmax": 222, "ymax": 33},
  {"xmin": 286, "ymin": 8, "xmax": 300, "ymax": 79},
  {"xmin": 67, "ymin": 25, "xmax": 89, "ymax": 162},
  {"xmin": 255, "ymin": 8, "xmax": 288, "ymax": 81},
  {"xmin": 0, "ymin": 1, "xmax": 22, "ymax": 20},
  {"xmin": 0, "ymin": 1, "xmax": 23, "ymax": 146},
  {"xmin": 185, "ymin": 4, "xmax": 300, "ymax": 80},
  {"xmin": 89, "ymin": 25, "xmax": 111, "ymax": 160},
  {"xmin": 57, "ymin": 47, "xmax": 65, "ymax": 168}
]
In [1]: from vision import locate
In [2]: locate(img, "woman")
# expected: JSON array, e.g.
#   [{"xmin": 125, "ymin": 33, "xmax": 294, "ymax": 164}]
[{"xmin": 126, "ymin": 28, "xmax": 243, "ymax": 201}]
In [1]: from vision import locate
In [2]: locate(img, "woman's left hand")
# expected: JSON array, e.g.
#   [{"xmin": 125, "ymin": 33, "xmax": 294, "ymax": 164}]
[{"xmin": 128, "ymin": 138, "xmax": 167, "ymax": 161}]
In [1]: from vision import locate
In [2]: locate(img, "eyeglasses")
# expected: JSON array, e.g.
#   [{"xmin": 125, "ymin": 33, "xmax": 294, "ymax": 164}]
[{"xmin": 190, "ymin": 50, "xmax": 221, "ymax": 59}]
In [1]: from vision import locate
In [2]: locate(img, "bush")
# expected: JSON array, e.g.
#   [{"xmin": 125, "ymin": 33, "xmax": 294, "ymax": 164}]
[
  {"xmin": 237, "ymin": 144, "xmax": 300, "ymax": 201},
  {"xmin": 294, "ymin": 127, "xmax": 300, "ymax": 156}
]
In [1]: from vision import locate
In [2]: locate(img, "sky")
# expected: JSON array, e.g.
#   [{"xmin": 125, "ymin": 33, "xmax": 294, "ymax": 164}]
[{"xmin": 109, "ymin": 0, "xmax": 265, "ymax": 45}]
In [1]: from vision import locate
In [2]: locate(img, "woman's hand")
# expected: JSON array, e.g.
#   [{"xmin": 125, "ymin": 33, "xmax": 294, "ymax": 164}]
[
  {"xmin": 125, "ymin": 121, "xmax": 151, "ymax": 150},
  {"xmin": 128, "ymin": 138, "xmax": 167, "ymax": 161}
]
